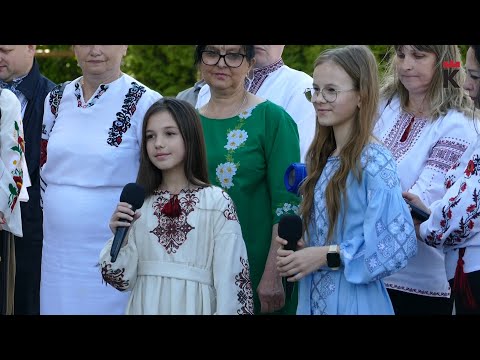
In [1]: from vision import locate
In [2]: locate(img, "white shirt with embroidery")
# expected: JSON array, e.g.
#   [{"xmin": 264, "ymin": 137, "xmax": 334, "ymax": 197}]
[{"xmin": 374, "ymin": 96, "xmax": 478, "ymax": 297}]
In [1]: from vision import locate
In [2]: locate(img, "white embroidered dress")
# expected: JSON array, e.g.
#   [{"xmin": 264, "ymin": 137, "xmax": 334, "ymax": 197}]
[
  {"xmin": 374, "ymin": 97, "xmax": 477, "ymax": 297},
  {"xmin": 40, "ymin": 74, "xmax": 161, "ymax": 314},
  {"xmin": 99, "ymin": 186, "xmax": 254, "ymax": 315}
]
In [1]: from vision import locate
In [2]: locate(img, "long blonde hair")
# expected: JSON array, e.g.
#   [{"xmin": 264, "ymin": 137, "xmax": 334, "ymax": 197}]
[
  {"xmin": 300, "ymin": 45, "xmax": 379, "ymax": 244},
  {"xmin": 381, "ymin": 45, "xmax": 473, "ymax": 119}
]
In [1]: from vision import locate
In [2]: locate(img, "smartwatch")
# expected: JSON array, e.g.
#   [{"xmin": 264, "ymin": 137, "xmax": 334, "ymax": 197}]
[{"xmin": 327, "ymin": 245, "xmax": 341, "ymax": 270}]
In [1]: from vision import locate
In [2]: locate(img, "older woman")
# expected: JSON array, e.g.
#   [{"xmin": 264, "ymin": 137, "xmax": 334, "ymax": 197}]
[
  {"xmin": 374, "ymin": 45, "xmax": 476, "ymax": 315},
  {"xmin": 40, "ymin": 45, "xmax": 161, "ymax": 314},
  {"xmin": 404, "ymin": 45, "xmax": 480, "ymax": 315},
  {"xmin": 195, "ymin": 45, "xmax": 301, "ymax": 314}
]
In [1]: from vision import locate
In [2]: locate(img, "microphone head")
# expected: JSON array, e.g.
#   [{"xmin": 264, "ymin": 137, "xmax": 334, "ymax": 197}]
[
  {"xmin": 119, "ymin": 183, "xmax": 145, "ymax": 210},
  {"xmin": 278, "ymin": 214, "xmax": 303, "ymax": 243}
]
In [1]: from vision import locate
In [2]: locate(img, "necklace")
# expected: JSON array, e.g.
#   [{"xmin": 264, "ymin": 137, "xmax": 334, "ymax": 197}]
[{"xmin": 204, "ymin": 91, "xmax": 248, "ymax": 118}]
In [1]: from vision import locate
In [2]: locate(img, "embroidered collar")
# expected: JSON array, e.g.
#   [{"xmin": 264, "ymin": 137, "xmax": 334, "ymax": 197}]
[
  {"xmin": 246, "ymin": 58, "xmax": 284, "ymax": 94},
  {"xmin": 0, "ymin": 74, "xmax": 27, "ymax": 93},
  {"xmin": 74, "ymin": 81, "xmax": 109, "ymax": 108}
]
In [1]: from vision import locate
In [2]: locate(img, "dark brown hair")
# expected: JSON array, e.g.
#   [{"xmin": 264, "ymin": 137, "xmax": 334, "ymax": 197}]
[{"xmin": 136, "ymin": 97, "xmax": 210, "ymax": 196}]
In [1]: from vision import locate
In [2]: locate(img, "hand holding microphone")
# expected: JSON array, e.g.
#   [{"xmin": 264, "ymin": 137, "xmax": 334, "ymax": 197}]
[
  {"xmin": 277, "ymin": 214, "xmax": 303, "ymax": 300},
  {"xmin": 109, "ymin": 183, "xmax": 145, "ymax": 263}
]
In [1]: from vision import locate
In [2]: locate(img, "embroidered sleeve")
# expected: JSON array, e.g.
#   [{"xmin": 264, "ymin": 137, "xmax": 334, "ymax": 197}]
[
  {"xmin": 0, "ymin": 92, "xmax": 24, "ymax": 224},
  {"xmin": 420, "ymin": 149, "xmax": 480, "ymax": 249},
  {"xmin": 213, "ymin": 191, "xmax": 254, "ymax": 314},
  {"xmin": 41, "ymin": 84, "xmax": 65, "ymax": 168},
  {"xmin": 264, "ymin": 104, "xmax": 301, "ymax": 224},
  {"xmin": 410, "ymin": 114, "xmax": 474, "ymax": 206},
  {"xmin": 98, "ymin": 222, "xmax": 139, "ymax": 292},
  {"xmin": 342, "ymin": 147, "xmax": 417, "ymax": 284}
]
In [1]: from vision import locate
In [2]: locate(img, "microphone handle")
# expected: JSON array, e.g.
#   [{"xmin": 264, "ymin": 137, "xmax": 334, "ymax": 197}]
[
  {"xmin": 110, "ymin": 226, "xmax": 129, "ymax": 263},
  {"xmin": 284, "ymin": 237, "xmax": 298, "ymax": 300}
]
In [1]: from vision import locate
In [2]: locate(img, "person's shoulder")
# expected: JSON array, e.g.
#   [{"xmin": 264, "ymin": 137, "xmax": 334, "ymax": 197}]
[
  {"xmin": 435, "ymin": 108, "xmax": 478, "ymax": 139},
  {"xmin": 442, "ymin": 107, "xmax": 474, "ymax": 121},
  {"xmin": 0, "ymin": 88, "xmax": 17, "ymax": 102},
  {"xmin": 258, "ymin": 100, "xmax": 296, "ymax": 124},
  {"xmin": 280, "ymin": 64, "xmax": 312, "ymax": 82},
  {"xmin": 37, "ymin": 73, "xmax": 56, "ymax": 92},
  {"xmin": 202, "ymin": 185, "xmax": 234, "ymax": 207},
  {"xmin": 0, "ymin": 88, "xmax": 21, "ymax": 115},
  {"xmin": 361, "ymin": 143, "xmax": 400, "ymax": 187},
  {"xmin": 362, "ymin": 142, "xmax": 397, "ymax": 171},
  {"xmin": 204, "ymin": 185, "xmax": 231, "ymax": 199},
  {"xmin": 379, "ymin": 95, "xmax": 400, "ymax": 113},
  {"xmin": 123, "ymin": 73, "xmax": 161, "ymax": 98}
]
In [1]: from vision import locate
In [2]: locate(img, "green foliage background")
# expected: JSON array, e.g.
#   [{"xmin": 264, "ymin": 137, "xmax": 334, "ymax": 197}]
[{"xmin": 37, "ymin": 45, "xmax": 469, "ymax": 97}]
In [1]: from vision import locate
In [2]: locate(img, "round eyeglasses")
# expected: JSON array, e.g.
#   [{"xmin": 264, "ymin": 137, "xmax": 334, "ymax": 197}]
[
  {"xmin": 201, "ymin": 51, "xmax": 246, "ymax": 68},
  {"xmin": 304, "ymin": 87, "xmax": 356, "ymax": 103}
]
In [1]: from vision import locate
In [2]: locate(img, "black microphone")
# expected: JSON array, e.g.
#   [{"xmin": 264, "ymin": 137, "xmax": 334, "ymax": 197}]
[
  {"xmin": 110, "ymin": 183, "xmax": 145, "ymax": 263},
  {"xmin": 278, "ymin": 214, "xmax": 303, "ymax": 300}
]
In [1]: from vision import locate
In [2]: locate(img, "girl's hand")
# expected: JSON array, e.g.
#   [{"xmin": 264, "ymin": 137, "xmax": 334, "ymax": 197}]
[
  {"xmin": 0, "ymin": 211, "xmax": 5, "ymax": 231},
  {"xmin": 276, "ymin": 246, "xmax": 327, "ymax": 282},
  {"xmin": 109, "ymin": 202, "xmax": 141, "ymax": 235}
]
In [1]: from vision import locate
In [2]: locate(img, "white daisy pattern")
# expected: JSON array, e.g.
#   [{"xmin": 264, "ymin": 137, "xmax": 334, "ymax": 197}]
[
  {"xmin": 225, "ymin": 130, "xmax": 248, "ymax": 151},
  {"xmin": 215, "ymin": 108, "xmax": 254, "ymax": 190},
  {"xmin": 276, "ymin": 203, "xmax": 299, "ymax": 217},
  {"xmin": 216, "ymin": 162, "xmax": 237, "ymax": 189}
]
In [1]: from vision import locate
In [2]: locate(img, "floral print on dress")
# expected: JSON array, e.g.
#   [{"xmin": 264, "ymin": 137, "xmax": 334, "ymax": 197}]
[
  {"xmin": 7, "ymin": 120, "xmax": 24, "ymax": 211},
  {"xmin": 216, "ymin": 162, "xmax": 237, "ymax": 189},
  {"xmin": 225, "ymin": 129, "xmax": 248, "ymax": 151},
  {"xmin": 107, "ymin": 82, "xmax": 146, "ymax": 147},
  {"xmin": 275, "ymin": 202, "xmax": 300, "ymax": 217},
  {"xmin": 215, "ymin": 108, "xmax": 253, "ymax": 189}
]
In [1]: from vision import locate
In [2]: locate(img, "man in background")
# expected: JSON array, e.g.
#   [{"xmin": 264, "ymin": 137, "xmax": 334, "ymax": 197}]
[{"xmin": 0, "ymin": 45, "xmax": 55, "ymax": 314}]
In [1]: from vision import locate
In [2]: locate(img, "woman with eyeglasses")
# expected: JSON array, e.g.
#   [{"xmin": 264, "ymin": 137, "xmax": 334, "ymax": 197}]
[
  {"xmin": 373, "ymin": 45, "xmax": 477, "ymax": 315},
  {"xmin": 195, "ymin": 45, "xmax": 301, "ymax": 315},
  {"xmin": 275, "ymin": 45, "xmax": 416, "ymax": 315},
  {"xmin": 403, "ymin": 46, "xmax": 480, "ymax": 315}
]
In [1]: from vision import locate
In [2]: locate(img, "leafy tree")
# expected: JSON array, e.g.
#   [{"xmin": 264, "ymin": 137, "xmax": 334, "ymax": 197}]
[{"xmin": 36, "ymin": 45, "xmax": 469, "ymax": 95}]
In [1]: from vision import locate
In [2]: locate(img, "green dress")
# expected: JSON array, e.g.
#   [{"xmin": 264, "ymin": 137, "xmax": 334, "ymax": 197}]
[{"xmin": 200, "ymin": 100, "xmax": 301, "ymax": 314}]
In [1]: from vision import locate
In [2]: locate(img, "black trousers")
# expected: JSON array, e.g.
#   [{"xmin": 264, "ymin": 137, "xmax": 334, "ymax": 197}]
[
  {"xmin": 13, "ymin": 235, "xmax": 42, "ymax": 315},
  {"xmin": 0, "ymin": 231, "xmax": 15, "ymax": 315},
  {"xmin": 387, "ymin": 288, "xmax": 454, "ymax": 315},
  {"xmin": 449, "ymin": 270, "xmax": 480, "ymax": 315}
]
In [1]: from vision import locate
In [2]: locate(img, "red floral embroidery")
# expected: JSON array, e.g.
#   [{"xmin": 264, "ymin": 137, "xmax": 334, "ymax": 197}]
[
  {"xmin": 235, "ymin": 257, "xmax": 254, "ymax": 315},
  {"xmin": 151, "ymin": 189, "xmax": 200, "ymax": 254},
  {"xmin": 465, "ymin": 160, "xmax": 476, "ymax": 177}
]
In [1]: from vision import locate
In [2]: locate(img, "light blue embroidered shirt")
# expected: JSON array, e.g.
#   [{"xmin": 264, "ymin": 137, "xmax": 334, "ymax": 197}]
[{"xmin": 297, "ymin": 143, "xmax": 417, "ymax": 315}]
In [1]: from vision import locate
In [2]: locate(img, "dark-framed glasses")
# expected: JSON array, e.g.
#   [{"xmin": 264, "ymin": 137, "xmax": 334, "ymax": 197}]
[
  {"xmin": 201, "ymin": 51, "xmax": 246, "ymax": 68},
  {"xmin": 304, "ymin": 87, "xmax": 356, "ymax": 103}
]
